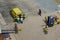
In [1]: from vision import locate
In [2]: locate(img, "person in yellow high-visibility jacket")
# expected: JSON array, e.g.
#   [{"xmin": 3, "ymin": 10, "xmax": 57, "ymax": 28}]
[
  {"xmin": 57, "ymin": 18, "xmax": 60, "ymax": 24},
  {"xmin": 23, "ymin": 14, "xmax": 26, "ymax": 20},
  {"xmin": 43, "ymin": 26, "xmax": 48, "ymax": 34},
  {"xmin": 21, "ymin": 14, "xmax": 26, "ymax": 20},
  {"xmin": 14, "ymin": 16, "xmax": 20, "ymax": 23}
]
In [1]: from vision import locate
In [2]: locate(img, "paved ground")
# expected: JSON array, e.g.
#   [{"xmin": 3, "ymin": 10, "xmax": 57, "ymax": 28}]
[
  {"xmin": 0, "ymin": 0, "xmax": 59, "ymax": 24},
  {"xmin": 0, "ymin": 0, "xmax": 60, "ymax": 23},
  {"xmin": 0, "ymin": 0, "xmax": 60, "ymax": 40},
  {"xmin": 13, "ymin": 12, "xmax": 60, "ymax": 40},
  {"xmin": 0, "ymin": 0, "xmax": 40, "ymax": 24}
]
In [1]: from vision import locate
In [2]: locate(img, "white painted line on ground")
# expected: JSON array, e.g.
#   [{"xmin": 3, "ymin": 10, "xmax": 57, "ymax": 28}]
[
  {"xmin": 10, "ymin": 34, "xmax": 16, "ymax": 40},
  {"xmin": 0, "ymin": 13, "xmax": 6, "ymax": 25}
]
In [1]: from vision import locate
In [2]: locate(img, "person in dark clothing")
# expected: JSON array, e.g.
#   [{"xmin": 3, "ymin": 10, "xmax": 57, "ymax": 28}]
[{"xmin": 38, "ymin": 9, "xmax": 41, "ymax": 16}]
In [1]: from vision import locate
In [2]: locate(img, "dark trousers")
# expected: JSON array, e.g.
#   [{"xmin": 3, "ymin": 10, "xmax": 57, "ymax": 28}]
[{"xmin": 38, "ymin": 9, "xmax": 41, "ymax": 16}]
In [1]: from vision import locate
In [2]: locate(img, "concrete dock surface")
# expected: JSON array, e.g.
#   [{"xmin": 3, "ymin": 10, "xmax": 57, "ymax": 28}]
[
  {"xmin": 11, "ymin": 12, "xmax": 60, "ymax": 40},
  {"xmin": 0, "ymin": 0, "xmax": 60, "ymax": 40}
]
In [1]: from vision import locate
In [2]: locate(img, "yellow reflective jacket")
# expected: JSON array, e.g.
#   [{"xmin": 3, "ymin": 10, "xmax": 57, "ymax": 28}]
[{"xmin": 44, "ymin": 28, "xmax": 48, "ymax": 32}]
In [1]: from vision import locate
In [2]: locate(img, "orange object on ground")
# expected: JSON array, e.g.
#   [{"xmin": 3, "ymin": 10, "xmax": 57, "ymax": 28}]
[{"xmin": 0, "ymin": 34, "xmax": 4, "ymax": 40}]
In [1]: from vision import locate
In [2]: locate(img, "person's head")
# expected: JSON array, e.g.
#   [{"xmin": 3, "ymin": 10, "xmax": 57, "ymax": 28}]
[{"xmin": 39, "ymin": 9, "xmax": 41, "ymax": 11}]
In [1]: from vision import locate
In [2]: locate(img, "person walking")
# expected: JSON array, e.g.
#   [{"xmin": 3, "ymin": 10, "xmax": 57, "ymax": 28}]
[
  {"xmin": 43, "ymin": 25, "xmax": 48, "ymax": 34},
  {"xmin": 38, "ymin": 9, "xmax": 41, "ymax": 16}
]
